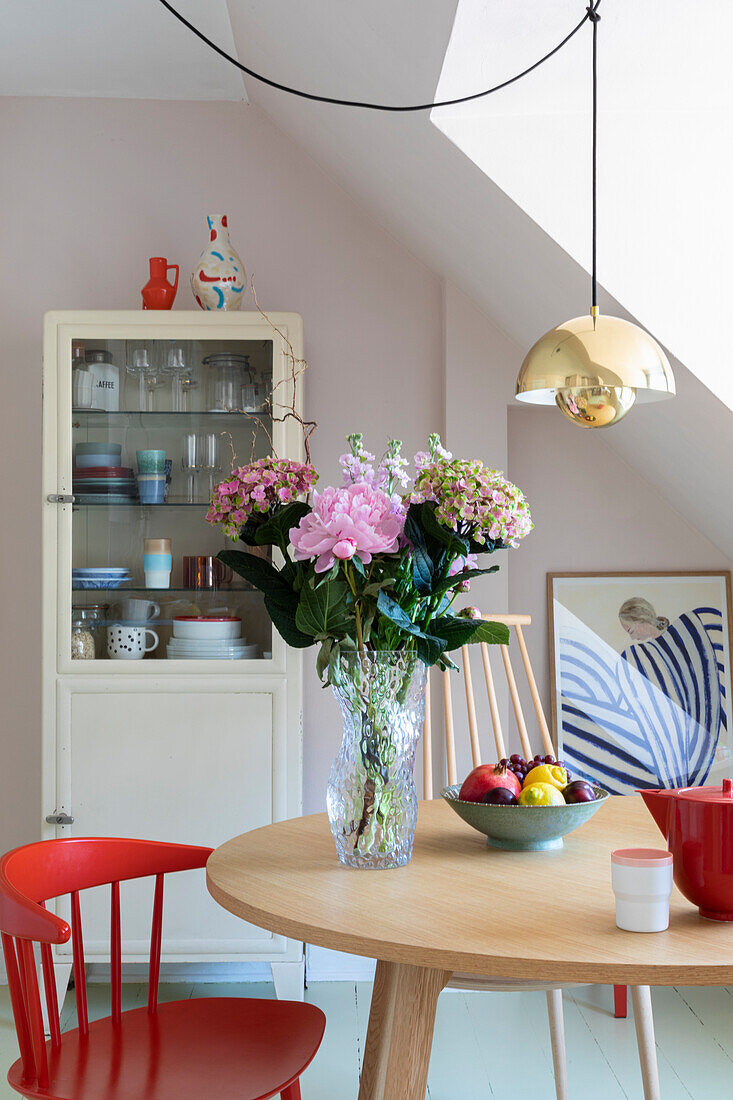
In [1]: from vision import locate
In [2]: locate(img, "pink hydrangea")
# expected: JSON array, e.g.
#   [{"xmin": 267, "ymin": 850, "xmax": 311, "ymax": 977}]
[
  {"xmin": 207, "ymin": 457, "xmax": 318, "ymax": 541},
  {"xmin": 290, "ymin": 482, "xmax": 405, "ymax": 573}
]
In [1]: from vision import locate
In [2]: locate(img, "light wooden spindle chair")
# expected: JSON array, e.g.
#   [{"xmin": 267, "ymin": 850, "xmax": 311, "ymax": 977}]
[{"xmin": 422, "ymin": 614, "xmax": 661, "ymax": 1100}]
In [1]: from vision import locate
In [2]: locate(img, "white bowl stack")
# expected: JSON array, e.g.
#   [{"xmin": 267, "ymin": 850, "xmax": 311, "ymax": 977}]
[{"xmin": 167, "ymin": 617, "xmax": 258, "ymax": 660}]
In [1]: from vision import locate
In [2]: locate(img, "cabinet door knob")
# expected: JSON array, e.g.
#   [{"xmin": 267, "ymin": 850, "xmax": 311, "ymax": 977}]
[{"xmin": 45, "ymin": 813, "xmax": 74, "ymax": 825}]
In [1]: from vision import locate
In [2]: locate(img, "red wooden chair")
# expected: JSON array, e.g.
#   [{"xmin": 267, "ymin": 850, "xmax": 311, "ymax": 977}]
[{"xmin": 0, "ymin": 837, "xmax": 325, "ymax": 1100}]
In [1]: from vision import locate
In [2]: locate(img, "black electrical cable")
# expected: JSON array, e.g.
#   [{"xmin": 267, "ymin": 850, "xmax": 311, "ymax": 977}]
[
  {"xmin": 588, "ymin": 2, "xmax": 601, "ymax": 311},
  {"xmin": 157, "ymin": 0, "xmax": 600, "ymax": 114}
]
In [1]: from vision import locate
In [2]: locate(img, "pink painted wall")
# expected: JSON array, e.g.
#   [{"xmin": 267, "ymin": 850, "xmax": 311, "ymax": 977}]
[
  {"xmin": 507, "ymin": 406, "xmax": 733, "ymax": 742},
  {"xmin": 0, "ymin": 96, "xmax": 443, "ymax": 846}
]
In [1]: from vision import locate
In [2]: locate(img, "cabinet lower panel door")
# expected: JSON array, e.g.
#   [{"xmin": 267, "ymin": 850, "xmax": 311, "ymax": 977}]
[{"xmin": 57, "ymin": 689, "xmax": 284, "ymax": 958}]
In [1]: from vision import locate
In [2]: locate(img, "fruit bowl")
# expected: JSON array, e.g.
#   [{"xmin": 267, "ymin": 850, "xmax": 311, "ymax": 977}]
[{"xmin": 441, "ymin": 784, "xmax": 610, "ymax": 851}]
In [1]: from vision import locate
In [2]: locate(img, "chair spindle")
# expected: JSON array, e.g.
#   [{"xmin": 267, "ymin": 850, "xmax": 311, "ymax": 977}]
[
  {"xmin": 500, "ymin": 644, "xmax": 533, "ymax": 760},
  {"xmin": 2, "ymin": 933, "xmax": 35, "ymax": 1082},
  {"xmin": 442, "ymin": 669, "xmax": 458, "ymax": 785},
  {"xmin": 70, "ymin": 890, "xmax": 89, "ymax": 1036},
  {"xmin": 21, "ymin": 939, "xmax": 49, "ymax": 1088},
  {"xmin": 111, "ymin": 881, "xmax": 122, "ymax": 1024},
  {"xmin": 515, "ymin": 624, "xmax": 554, "ymax": 755},
  {"xmin": 461, "ymin": 646, "xmax": 482, "ymax": 768},
  {"xmin": 148, "ymin": 874, "xmax": 164, "ymax": 1013},
  {"xmin": 480, "ymin": 642, "xmax": 506, "ymax": 759},
  {"xmin": 423, "ymin": 674, "xmax": 433, "ymax": 799},
  {"xmin": 40, "ymin": 940, "xmax": 61, "ymax": 1048}
]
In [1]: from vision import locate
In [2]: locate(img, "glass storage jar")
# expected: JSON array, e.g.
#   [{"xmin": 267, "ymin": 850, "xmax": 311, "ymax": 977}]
[
  {"xmin": 71, "ymin": 618, "xmax": 95, "ymax": 660},
  {"xmin": 72, "ymin": 604, "xmax": 109, "ymax": 658},
  {"xmin": 86, "ymin": 348, "xmax": 120, "ymax": 411},
  {"xmin": 204, "ymin": 352, "xmax": 250, "ymax": 412}
]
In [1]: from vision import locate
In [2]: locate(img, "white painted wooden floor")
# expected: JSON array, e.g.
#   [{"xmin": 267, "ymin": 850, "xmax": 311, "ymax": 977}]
[{"xmin": 0, "ymin": 979, "xmax": 731, "ymax": 1097}]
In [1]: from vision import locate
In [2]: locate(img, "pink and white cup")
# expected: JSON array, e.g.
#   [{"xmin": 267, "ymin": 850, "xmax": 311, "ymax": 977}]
[{"xmin": 611, "ymin": 848, "xmax": 673, "ymax": 933}]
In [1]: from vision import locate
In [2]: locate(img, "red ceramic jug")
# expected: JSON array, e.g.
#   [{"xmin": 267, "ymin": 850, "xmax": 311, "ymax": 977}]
[
  {"xmin": 640, "ymin": 780, "xmax": 733, "ymax": 920},
  {"xmin": 141, "ymin": 257, "xmax": 179, "ymax": 310}
]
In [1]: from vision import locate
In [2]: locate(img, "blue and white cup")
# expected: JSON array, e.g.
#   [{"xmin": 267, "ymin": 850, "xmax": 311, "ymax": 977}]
[
  {"xmin": 143, "ymin": 554, "xmax": 172, "ymax": 589},
  {"xmin": 138, "ymin": 474, "xmax": 166, "ymax": 504}
]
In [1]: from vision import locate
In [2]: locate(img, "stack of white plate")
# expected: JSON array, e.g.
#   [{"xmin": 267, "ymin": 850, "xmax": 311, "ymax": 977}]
[
  {"xmin": 167, "ymin": 616, "xmax": 257, "ymax": 659},
  {"xmin": 166, "ymin": 640, "xmax": 258, "ymax": 660}
]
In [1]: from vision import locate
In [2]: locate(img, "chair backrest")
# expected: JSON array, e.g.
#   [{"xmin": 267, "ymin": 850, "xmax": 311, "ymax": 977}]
[
  {"xmin": 0, "ymin": 837, "xmax": 212, "ymax": 1090},
  {"xmin": 422, "ymin": 613, "xmax": 554, "ymax": 797}
]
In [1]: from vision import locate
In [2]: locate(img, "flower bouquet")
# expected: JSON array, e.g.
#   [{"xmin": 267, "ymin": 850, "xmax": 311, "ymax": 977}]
[{"xmin": 208, "ymin": 433, "xmax": 532, "ymax": 868}]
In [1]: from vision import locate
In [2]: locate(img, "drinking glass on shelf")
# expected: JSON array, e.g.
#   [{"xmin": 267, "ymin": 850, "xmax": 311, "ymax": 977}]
[
  {"xmin": 181, "ymin": 432, "xmax": 199, "ymax": 503},
  {"xmin": 201, "ymin": 432, "xmax": 221, "ymax": 499},
  {"xmin": 162, "ymin": 343, "xmax": 198, "ymax": 412},
  {"xmin": 126, "ymin": 346, "xmax": 163, "ymax": 412}
]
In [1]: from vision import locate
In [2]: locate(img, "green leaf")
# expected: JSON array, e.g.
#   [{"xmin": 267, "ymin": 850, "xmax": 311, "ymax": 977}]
[
  {"xmin": 316, "ymin": 638, "xmax": 334, "ymax": 680},
  {"xmin": 469, "ymin": 618, "xmax": 511, "ymax": 646},
  {"xmin": 218, "ymin": 549, "xmax": 287, "ymax": 593},
  {"xmin": 218, "ymin": 549, "xmax": 313, "ymax": 648},
  {"xmin": 254, "ymin": 501, "xmax": 311, "ymax": 549},
  {"xmin": 296, "ymin": 577, "xmax": 352, "ymax": 638},
  {"xmin": 420, "ymin": 502, "xmax": 469, "ymax": 558},
  {"xmin": 264, "ymin": 588, "xmax": 314, "ymax": 648},
  {"xmin": 351, "ymin": 556, "xmax": 367, "ymax": 578},
  {"xmin": 376, "ymin": 590, "xmax": 446, "ymax": 665},
  {"xmin": 430, "ymin": 614, "xmax": 510, "ymax": 652}
]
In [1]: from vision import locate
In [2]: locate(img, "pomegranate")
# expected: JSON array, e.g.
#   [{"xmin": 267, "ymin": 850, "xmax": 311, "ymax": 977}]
[{"xmin": 459, "ymin": 762, "xmax": 521, "ymax": 803}]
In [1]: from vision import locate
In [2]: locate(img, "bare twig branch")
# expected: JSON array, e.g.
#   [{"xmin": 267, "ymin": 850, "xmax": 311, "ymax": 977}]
[{"xmin": 250, "ymin": 278, "xmax": 318, "ymax": 463}]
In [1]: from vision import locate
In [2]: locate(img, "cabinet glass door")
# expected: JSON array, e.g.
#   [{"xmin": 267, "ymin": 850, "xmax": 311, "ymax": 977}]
[{"xmin": 70, "ymin": 336, "xmax": 274, "ymax": 662}]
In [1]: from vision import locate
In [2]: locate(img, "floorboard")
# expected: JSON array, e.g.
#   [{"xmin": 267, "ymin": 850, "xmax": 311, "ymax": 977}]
[{"xmin": 0, "ymin": 980, "xmax": 732, "ymax": 1098}]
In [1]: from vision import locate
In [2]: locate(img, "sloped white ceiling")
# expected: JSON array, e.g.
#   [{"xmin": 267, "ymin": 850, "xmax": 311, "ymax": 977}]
[
  {"xmin": 0, "ymin": 0, "xmax": 246, "ymax": 100},
  {"xmin": 434, "ymin": 0, "xmax": 733, "ymax": 410}
]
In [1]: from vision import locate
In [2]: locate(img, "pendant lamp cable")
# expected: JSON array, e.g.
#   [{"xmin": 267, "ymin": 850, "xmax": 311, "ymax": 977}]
[
  {"xmin": 158, "ymin": 0, "xmax": 601, "ymax": 114},
  {"xmin": 588, "ymin": 1, "xmax": 601, "ymax": 313}
]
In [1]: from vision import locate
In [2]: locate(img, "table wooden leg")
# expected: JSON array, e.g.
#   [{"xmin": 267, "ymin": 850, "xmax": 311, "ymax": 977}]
[
  {"xmin": 358, "ymin": 960, "xmax": 451, "ymax": 1100},
  {"xmin": 631, "ymin": 985, "xmax": 661, "ymax": 1100}
]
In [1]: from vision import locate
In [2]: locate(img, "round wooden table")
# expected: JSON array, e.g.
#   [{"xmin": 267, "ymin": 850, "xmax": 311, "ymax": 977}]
[{"xmin": 207, "ymin": 796, "xmax": 733, "ymax": 1100}]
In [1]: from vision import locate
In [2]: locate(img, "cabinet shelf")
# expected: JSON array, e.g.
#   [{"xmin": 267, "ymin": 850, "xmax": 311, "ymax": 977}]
[
  {"xmin": 72, "ymin": 501, "xmax": 212, "ymax": 508},
  {"xmin": 73, "ymin": 410, "xmax": 271, "ymax": 428},
  {"xmin": 72, "ymin": 586, "xmax": 255, "ymax": 594}
]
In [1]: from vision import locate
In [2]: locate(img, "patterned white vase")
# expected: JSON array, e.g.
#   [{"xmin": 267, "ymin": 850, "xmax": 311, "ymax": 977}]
[{"xmin": 191, "ymin": 215, "xmax": 245, "ymax": 311}]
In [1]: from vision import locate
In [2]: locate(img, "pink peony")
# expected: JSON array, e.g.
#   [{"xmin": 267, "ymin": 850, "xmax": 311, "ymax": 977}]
[{"xmin": 290, "ymin": 482, "xmax": 404, "ymax": 573}]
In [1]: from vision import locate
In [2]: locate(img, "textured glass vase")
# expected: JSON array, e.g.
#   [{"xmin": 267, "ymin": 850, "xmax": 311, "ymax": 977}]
[{"xmin": 327, "ymin": 652, "xmax": 427, "ymax": 870}]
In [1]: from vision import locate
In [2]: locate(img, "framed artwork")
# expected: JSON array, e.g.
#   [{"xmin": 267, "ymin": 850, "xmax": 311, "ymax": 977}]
[{"xmin": 548, "ymin": 572, "xmax": 733, "ymax": 792}]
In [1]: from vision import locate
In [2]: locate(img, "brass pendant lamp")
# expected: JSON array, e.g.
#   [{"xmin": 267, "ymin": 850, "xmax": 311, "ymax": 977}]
[{"xmin": 515, "ymin": 2, "xmax": 675, "ymax": 428}]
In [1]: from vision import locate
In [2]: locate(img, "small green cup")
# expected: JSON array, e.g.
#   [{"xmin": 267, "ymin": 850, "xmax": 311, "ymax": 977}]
[{"xmin": 136, "ymin": 449, "xmax": 166, "ymax": 474}]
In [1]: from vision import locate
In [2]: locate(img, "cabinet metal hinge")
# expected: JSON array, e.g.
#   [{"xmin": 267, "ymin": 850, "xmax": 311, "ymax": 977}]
[
  {"xmin": 47, "ymin": 494, "xmax": 75, "ymax": 504},
  {"xmin": 45, "ymin": 813, "xmax": 74, "ymax": 825}
]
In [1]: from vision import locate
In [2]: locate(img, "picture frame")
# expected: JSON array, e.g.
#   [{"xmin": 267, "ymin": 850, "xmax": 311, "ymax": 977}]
[{"xmin": 548, "ymin": 571, "xmax": 733, "ymax": 792}]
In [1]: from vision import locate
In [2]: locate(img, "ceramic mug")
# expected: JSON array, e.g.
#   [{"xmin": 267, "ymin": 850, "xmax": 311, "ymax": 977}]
[
  {"xmin": 137, "ymin": 474, "xmax": 166, "ymax": 504},
  {"xmin": 136, "ymin": 449, "xmax": 166, "ymax": 474},
  {"xmin": 116, "ymin": 598, "xmax": 160, "ymax": 622},
  {"xmin": 107, "ymin": 625, "xmax": 159, "ymax": 660}
]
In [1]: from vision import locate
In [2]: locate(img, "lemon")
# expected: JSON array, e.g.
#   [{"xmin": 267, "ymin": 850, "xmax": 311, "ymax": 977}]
[
  {"xmin": 523, "ymin": 763, "xmax": 568, "ymax": 790},
  {"xmin": 518, "ymin": 782, "xmax": 565, "ymax": 807}
]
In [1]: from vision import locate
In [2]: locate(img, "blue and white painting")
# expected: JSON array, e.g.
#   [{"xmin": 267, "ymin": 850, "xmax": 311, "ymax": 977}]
[{"xmin": 551, "ymin": 574, "xmax": 733, "ymax": 793}]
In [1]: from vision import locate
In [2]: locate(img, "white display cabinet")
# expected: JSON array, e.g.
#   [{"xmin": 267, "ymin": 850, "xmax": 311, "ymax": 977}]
[{"xmin": 42, "ymin": 312, "xmax": 305, "ymax": 1001}]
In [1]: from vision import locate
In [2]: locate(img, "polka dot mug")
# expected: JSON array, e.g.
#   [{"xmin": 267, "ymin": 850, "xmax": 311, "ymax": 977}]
[{"xmin": 107, "ymin": 625, "xmax": 159, "ymax": 660}]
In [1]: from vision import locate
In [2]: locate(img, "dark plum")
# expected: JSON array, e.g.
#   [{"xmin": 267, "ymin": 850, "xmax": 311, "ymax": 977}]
[
  {"xmin": 563, "ymin": 780, "xmax": 597, "ymax": 804},
  {"xmin": 482, "ymin": 787, "xmax": 518, "ymax": 806}
]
